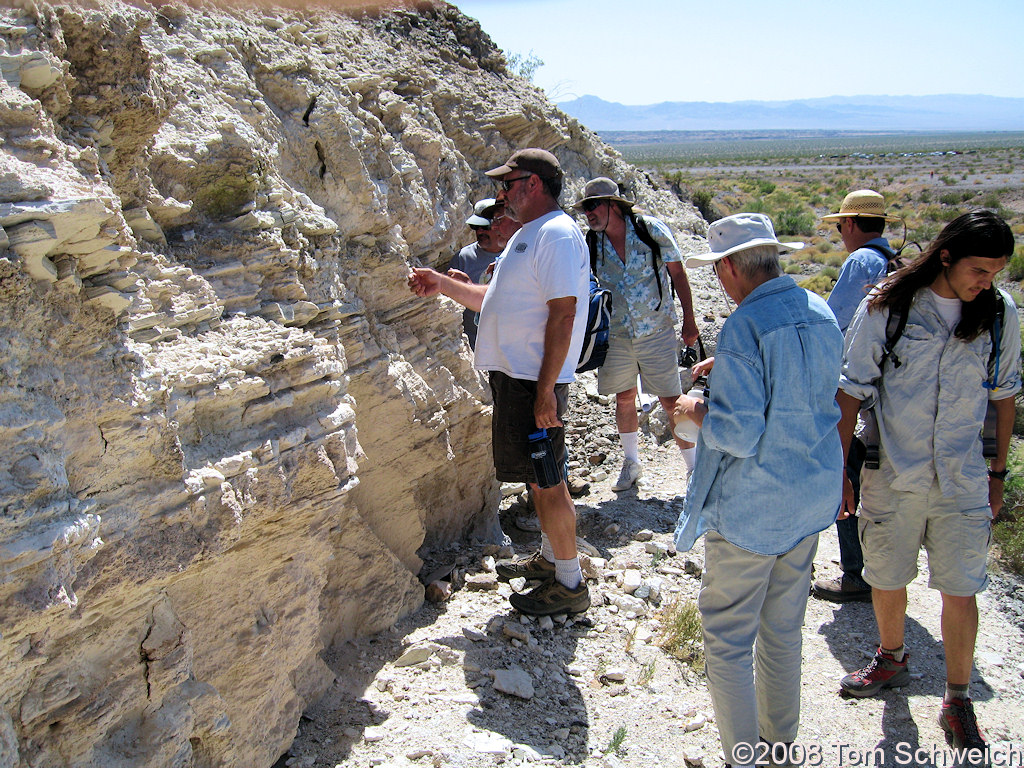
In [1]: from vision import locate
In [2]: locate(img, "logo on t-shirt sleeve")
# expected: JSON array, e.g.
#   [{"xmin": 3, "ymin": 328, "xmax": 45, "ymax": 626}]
[{"xmin": 515, "ymin": 243, "xmax": 528, "ymax": 253}]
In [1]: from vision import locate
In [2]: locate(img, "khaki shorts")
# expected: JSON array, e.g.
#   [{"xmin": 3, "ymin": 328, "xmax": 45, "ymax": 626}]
[
  {"xmin": 597, "ymin": 325, "xmax": 682, "ymax": 397},
  {"xmin": 858, "ymin": 476, "xmax": 991, "ymax": 596}
]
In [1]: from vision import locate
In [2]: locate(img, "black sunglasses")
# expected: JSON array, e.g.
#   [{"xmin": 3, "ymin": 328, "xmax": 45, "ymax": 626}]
[
  {"xmin": 470, "ymin": 224, "xmax": 491, "ymax": 232},
  {"xmin": 499, "ymin": 174, "xmax": 533, "ymax": 191},
  {"xmin": 581, "ymin": 199, "xmax": 605, "ymax": 213},
  {"xmin": 835, "ymin": 221, "xmax": 844, "ymax": 234}
]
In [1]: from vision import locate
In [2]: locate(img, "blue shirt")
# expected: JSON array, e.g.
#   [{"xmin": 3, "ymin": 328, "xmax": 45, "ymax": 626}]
[
  {"xmin": 675, "ymin": 276, "xmax": 844, "ymax": 556},
  {"xmin": 827, "ymin": 238, "xmax": 891, "ymax": 332},
  {"xmin": 593, "ymin": 215, "xmax": 681, "ymax": 338}
]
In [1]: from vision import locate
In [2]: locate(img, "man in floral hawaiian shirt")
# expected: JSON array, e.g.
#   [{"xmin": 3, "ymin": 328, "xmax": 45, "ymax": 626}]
[{"xmin": 574, "ymin": 177, "xmax": 699, "ymax": 491}]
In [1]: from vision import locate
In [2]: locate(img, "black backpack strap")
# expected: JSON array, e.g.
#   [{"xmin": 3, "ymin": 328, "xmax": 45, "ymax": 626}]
[
  {"xmin": 585, "ymin": 229, "xmax": 599, "ymax": 274},
  {"xmin": 630, "ymin": 214, "xmax": 664, "ymax": 310},
  {"xmin": 861, "ymin": 242, "xmax": 900, "ymax": 274},
  {"xmin": 881, "ymin": 297, "xmax": 911, "ymax": 371},
  {"xmin": 986, "ymin": 290, "xmax": 1005, "ymax": 389}
]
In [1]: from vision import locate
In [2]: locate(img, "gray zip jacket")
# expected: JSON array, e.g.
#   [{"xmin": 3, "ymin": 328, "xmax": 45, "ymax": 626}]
[{"xmin": 839, "ymin": 287, "xmax": 1021, "ymax": 507}]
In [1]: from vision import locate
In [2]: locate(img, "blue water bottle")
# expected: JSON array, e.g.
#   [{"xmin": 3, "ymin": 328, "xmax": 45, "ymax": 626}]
[{"xmin": 528, "ymin": 429, "xmax": 561, "ymax": 489}]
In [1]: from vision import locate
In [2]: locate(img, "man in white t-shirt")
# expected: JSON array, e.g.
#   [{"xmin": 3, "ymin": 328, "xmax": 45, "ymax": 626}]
[{"xmin": 409, "ymin": 148, "xmax": 590, "ymax": 616}]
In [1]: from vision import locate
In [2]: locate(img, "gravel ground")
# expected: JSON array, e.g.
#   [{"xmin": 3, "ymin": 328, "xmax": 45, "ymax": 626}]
[{"xmin": 279, "ymin": 375, "xmax": 1024, "ymax": 768}]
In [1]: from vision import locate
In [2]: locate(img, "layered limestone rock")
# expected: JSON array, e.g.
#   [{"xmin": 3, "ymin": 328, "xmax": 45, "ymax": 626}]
[{"xmin": 0, "ymin": 1, "xmax": 706, "ymax": 765}]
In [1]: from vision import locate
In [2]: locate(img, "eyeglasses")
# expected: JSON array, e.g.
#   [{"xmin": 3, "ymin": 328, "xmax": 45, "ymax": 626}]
[
  {"xmin": 499, "ymin": 174, "xmax": 533, "ymax": 191},
  {"xmin": 470, "ymin": 224, "xmax": 491, "ymax": 232},
  {"xmin": 835, "ymin": 220, "xmax": 844, "ymax": 234},
  {"xmin": 581, "ymin": 199, "xmax": 605, "ymax": 213}
]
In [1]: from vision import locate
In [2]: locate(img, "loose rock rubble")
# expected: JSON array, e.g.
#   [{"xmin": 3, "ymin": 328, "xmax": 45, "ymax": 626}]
[{"xmin": 281, "ymin": 389, "xmax": 1024, "ymax": 768}]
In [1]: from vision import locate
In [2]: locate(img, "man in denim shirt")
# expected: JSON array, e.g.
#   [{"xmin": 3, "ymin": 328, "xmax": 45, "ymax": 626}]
[
  {"xmin": 674, "ymin": 213, "xmax": 843, "ymax": 767},
  {"xmin": 813, "ymin": 189, "xmax": 901, "ymax": 603}
]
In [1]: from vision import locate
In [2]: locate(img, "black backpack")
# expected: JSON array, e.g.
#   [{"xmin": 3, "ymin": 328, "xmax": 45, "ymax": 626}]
[
  {"xmin": 586, "ymin": 213, "xmax": 665, "ymax": 310},
  {"xmin": 577, "ymin": 275, "xmax": 612, "ymax": 373},
  {"xmin": 863, "ymin": 240, "xmax": 922, "ymax": 275}
]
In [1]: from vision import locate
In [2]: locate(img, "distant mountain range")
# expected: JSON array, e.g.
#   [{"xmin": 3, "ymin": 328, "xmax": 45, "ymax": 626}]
[{"xmin": 557, "ymin": 94, "xmax": 1024, "ymax": 132}]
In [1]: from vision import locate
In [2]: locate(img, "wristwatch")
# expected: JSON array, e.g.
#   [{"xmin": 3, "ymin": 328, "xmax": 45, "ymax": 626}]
[{"xmin": 988, "ymin": 468, "xmax": 1009, "ymax": 481}]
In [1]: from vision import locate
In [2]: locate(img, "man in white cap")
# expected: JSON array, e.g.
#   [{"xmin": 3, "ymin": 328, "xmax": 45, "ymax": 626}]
[
  {"xmin": 448, "ymin": 198, "xmax": 521, "ymax": 348},
  {"xmin": 673, "ymin": 213, "xmax": 843, "ymax": 767},
  {"xmin": 409, "ymin": 148, "xmax": 591, "ymax": 616},
  {"xmin": 574, "ymin": 177, "xmax": 699, "ymax": 491},
  {"xmin": 812, "ymin": 190, "xmax": 901, "ymax": 603}
]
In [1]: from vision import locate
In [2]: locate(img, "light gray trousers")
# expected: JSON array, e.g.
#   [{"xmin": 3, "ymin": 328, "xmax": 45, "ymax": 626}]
[{"xmin": 699, "ymin": 531, "xmax": 818, "ymax": 765}]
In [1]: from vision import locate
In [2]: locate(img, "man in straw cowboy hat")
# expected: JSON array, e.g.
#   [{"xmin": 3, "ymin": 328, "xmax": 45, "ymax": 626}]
[
  {"xmin": 812, "ymin": 190, "xmax": 902, "ymax": 604},
  {"xmin": 574, "ymin": 177, "xmax": 699, "ymax": 491},
  {"xmin": 409, "ymin": 148, "xmax": 591, "ymax": 616},
  {"xmin": 672, "ymin": 213, "xmax": 843, "ymax": 767}
]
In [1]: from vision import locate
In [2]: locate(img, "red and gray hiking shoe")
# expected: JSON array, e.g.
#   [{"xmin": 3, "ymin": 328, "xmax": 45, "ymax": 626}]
[
  {"xmin": 840, "ymin": 648, "xmax": 910, "ymax": 698},
  {"xmin": 939, "ymin": 697, "xmax": 988, "ymax": 752}
]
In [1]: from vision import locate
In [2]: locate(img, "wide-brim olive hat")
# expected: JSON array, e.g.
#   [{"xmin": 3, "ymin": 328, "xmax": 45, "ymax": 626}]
[
  {"xmin": 685, "ymin": 213, "xmax": 804, "ymax": 268},
  {"xmin": 821, "ymin": 189, "xmax": 901, "ymax": 223},
  {"xmin": 572, "ymin": 177, "xmax": 635, "ymax": 210}
]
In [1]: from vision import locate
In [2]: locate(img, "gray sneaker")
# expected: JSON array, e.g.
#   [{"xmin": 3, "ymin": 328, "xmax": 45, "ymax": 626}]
[
  {"xmin": 509, "ymin": 577, "xmax": 590, "ymax": 616},
  {"xmin": 495, "ymin": 551, "xmax": 555, "ymax": 581},
  {"xmin": 612, "ymin": 458, "xmax": 642, "ymax": 491}
]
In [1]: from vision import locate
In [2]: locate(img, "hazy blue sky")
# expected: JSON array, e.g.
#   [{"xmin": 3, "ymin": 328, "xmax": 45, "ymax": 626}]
[{"xmin": 452, "ymin": 0, "xmax": 1024, "ymax": 104}]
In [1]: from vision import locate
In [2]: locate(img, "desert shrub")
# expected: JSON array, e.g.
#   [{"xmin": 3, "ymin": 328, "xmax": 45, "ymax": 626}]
[
  {"xmin": 774, "ymin": 207, "xmax": 815, "ymax": 236},
  {"xmin": 940, "ymin": 175, "xmax": 956, "ymax": 186},
  {"xmin": 691, "ymin": 187, "xmax": 717, "ymax": 221},
  {"xmin": 783, "ymin": 261, "xmax": 803, "ymax": 275},
  {"xmin": 799, "ymin": 273, "xmax": 836, "ymax": 297},
  {"xmin": 939, "ymin": 192, "xmax": 963, "ymax": 205},
  {"xmin": 657, "ymin": 597, "xmax": 703, "ymax": 667},
  {"xmin": 825, "ymin": 253, "xmax": 845, "ymax": 268},
  {"xmin": 817, "ymin": 240, "xmax": 833, "ymax": 254},
  {"xmin": 993, "ymin": 438, "xmax": 1024, "ymax": 575},
  {"xmin": 918, "ymin": 190, "xmax": 932, "ymax": 203},
  {"xmin": 1006, "ymin": 251, "xmax": 1024, "ymax": 282},
  {"xmin": 757, "ymin": 179, "xmax": 777, "ymax": 195}
]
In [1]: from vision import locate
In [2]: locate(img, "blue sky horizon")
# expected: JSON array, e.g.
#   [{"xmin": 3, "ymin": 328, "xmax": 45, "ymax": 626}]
[{"xmin": 452, "ymin": 0, "xmax": 1024, "ymax": 106}]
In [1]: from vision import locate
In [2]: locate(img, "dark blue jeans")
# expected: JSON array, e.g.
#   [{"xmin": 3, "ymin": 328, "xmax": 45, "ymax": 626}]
[{"xmin": 838, "ymin": 438, "xmax": 867, "ymax": 584}]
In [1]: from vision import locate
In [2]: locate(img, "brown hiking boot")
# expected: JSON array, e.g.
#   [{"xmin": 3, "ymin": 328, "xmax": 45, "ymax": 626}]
[
  {"xmin": 509, "ymin": 577, "xmax": 590, "ymax": 616},
  {"xmin": 495, "ymin": 551, "xmax": 555, "ymax": 581},
  {"xmin": 812, "ymin": 574, "xmax": 872, "ymax": 603}
]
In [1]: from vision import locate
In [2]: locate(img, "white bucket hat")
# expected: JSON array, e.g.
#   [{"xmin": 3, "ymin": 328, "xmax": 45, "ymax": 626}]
[
  {"xmin": 466, "ymin": 198, "xmax": 499, "ymax": 227},
  {"xmin": 685, "ymin": 213, "xmax": 804, "ymax": 268}
]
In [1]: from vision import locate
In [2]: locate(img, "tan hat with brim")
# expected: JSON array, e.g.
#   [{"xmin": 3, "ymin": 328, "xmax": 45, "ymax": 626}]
[
  {"xmin": 573, "ymin": 177, "xmax": 635, "ymax": 210},
  {"xmin": 821, "ymin": 189, "xmax": 901, "ymax": 222}
]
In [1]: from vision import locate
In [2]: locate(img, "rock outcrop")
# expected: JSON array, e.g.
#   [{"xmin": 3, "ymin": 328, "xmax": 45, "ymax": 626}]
[{"xmin": 0, "ymin": 1, "xmax": 705, "ymax": 765}]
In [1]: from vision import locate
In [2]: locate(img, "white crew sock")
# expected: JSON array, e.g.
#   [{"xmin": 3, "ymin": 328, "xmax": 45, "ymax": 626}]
[
  {"xmin": 554, "ymin": 557, "xmax": 583, "ymax": 589},
  {"xmin": 540, "ymin": 532, "xmax": 555, "ymax": 563},
  {"xmin": 620, "ymin": 431, "xmax": 640, "ymax": 463},
  {"xmin": 680, "ymin": 446, "xmax": 696, "ymax": 472}
]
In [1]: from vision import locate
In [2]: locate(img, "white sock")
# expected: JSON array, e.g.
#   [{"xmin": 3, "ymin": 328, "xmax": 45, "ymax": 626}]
[
  {"xmin": 554, "ymin": 557, "xmax": 582, "ymax": 589},
  {"xmin": 620, "ymin": 431, "xmax": 639, "ymax": 463},
  {"xmin": 680, "ymin": 446, "xmax": 696, "ymax": 472},
  {"xmin": 540, "ymin": 533, "xmax": 555, "ymax": 562}
]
